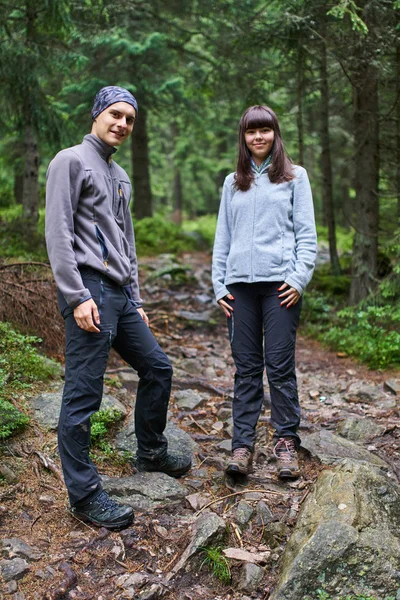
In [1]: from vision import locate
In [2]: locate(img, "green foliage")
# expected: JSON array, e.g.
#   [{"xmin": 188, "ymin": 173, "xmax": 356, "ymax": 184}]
[
  {"xmin": 182, "ymin": 215, "xmax": 217, "ymax": 249},
  {"xmin": 0, "ymin": 206, "xmax": 47, "ymax": 260},
  {"xmin": 134, "ymin": 214, "xmax": 199, "ymax": 256},
  {"xmin": 316, "ymin": 226, "xmax": 354, "ymax": 255},
  {"xmin": 0, "ymin": 321, "xmax": 58, "ymax": 439},
  {"xmin": 200, "ymin": 546, "xmax": 231, "ymax": 584},
  {"xmin": 323, "ymin": 305, "xmax": 400, "ymax": 369},
  {"xmin": 0, "ymin": 322, "xmax": 58, "ymax": 389},
  {"xmin": 328, "ymin": 1, "xmax": 369, "ymax": 35},
  {"xmin": 90, "ymin": 407, "xmax": 123, "ymax": 451},
  {"xmin": 0, "ymin": 398, "xmax": 29, "ymax": 440}
]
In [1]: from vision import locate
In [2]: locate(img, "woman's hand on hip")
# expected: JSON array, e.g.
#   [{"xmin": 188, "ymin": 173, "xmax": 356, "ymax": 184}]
[
  {"xmin": 217, "ymin": 294, "xmax": 235, "ymax": 317},
  {"xmin": 277, "ymin": 283, "xmax": 300, "ymax": 308}
]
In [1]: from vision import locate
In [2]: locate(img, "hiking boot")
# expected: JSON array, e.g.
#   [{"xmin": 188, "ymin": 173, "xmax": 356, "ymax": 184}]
[
  {"xmin": 136, "ymin": 453, "xmax": 192, "ymax": 478},
  {"xmin": 71, "ymin": 490, "xmax": 134, "ymax": 530},
  {"xmin": 225, "ymin": 447, "xmax": 253, "ymax": 476},
  {"xmin": 273, "ymin": 437, "xmax": 300, "ymax": 479}
]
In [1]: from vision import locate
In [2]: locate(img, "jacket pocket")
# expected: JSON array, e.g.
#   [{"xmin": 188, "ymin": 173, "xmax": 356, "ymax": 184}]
[{"xmin": 94, "ymin": 224, "xmax": 109, "ymax": 267}]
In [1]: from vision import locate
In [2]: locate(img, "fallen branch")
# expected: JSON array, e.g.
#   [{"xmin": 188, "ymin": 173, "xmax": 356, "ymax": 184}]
[
  {"xmin": 196, "ymin": 488, "xmax": 286, "ymax": 516},
  {"xmin": 34, "ymin": 451, "xmax": 64, "ymax": 484},
  {"xmin": 43, "ymin": 562, "xmax": 77, "ymax": 599}
]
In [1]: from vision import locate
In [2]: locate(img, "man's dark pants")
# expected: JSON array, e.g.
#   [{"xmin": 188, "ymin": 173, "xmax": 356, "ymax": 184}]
[
  {"xmin": 58, "ymin": 268, "xmax": 172, "ymax": 507},
  {"xmin": 226, "ymin": 282, "xmax": 302, "ymax": 452}
]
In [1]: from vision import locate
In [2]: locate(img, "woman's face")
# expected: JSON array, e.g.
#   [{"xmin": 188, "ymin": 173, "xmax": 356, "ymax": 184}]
[{"xmin": 244, "ymin": 126, "xmax": 275, "ymax": 165}]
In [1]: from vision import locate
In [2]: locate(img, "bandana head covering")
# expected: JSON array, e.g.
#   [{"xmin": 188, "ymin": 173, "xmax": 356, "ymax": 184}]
[{"xmin": 91, "ymin": 86, "xmax": 138, "ymax": 120}]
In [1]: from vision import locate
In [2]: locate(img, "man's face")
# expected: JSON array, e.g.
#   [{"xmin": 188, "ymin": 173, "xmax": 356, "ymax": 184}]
[{"xmin": 91, "ymin": 101, "xmax": 136, "ymax": 147}]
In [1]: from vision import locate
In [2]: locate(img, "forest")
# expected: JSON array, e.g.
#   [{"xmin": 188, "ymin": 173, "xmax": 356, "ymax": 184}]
[
  {"xmin": 0, "ymin": 0, "xmax": 399, "ymax": 369},
  {"xmin": 1, "ymin": 2, "xmax": 400, "ymax": 600}
]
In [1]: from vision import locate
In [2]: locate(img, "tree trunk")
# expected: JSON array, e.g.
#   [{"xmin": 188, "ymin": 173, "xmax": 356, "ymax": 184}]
[
  {"xmin": 397, "ymin": 46, "xmax": 400, "ymax": 221},
  {"xmin": 171, "ymin": 168, "xmax": 183, "ymax": 225},
  {"xmin": 22, "ymin": 121, "xmax": 39, "ymax": 226},
  {"xmin": 319, "ymin": 36, "xmax": 341, "ymax": 275},
  {"xmin": 296, "ymin": 46, "xmax": 305, "ymax": 166},
  {"xmin": 349, "ymin": 67, "xmax": 380, "ymax": 304},
  {"xmin": 132, "ymin": 104, "xmax": 152, "ymax": 219}
]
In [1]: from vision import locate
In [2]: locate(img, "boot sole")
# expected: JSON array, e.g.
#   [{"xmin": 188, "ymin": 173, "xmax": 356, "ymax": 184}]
[
  {"xmin": 278, "ymin": 468, "xmax": 300, "ymax": 480},
  {"xmin": 136, "ymin": 464, "xmax": 191, "ymax": 478},
  {"xmin": 71, "ymin": 509, "xmax": 134, "ymax": 530},
  {"xmin": 225, "ymin": 463, "xmax": 252, "ymax": 476}
]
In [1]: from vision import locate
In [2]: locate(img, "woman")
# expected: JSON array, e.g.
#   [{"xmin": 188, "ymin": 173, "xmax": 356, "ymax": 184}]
[{"xmin": 212, "ymin": 105, "xmax": 317, "ymax": 479}]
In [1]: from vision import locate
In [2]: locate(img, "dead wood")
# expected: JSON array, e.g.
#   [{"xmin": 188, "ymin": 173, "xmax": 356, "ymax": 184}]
[{"xmin": 43, "ymin": 562, "xmax": 78, "ymax": 599}]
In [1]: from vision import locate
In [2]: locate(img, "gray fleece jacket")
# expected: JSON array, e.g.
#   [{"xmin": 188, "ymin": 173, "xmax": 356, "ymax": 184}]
[
  {"xmin": 212, "ymin": 165, "xmax": 317, "ymax": 301},
  {"xmin": 45, "ymin": 134, "xmax": 142, "ymax": 308}
]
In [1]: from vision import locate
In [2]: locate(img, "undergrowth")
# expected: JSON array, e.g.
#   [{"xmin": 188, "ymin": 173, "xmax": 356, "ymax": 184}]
[
  {"xmin": 0, "ymin": 321, "xmax": 58, "ymax": 439},
  {"xmin": 200, "ymin": 546, "xmax": 231, "ymax": 584},
  {"xmin": 89, "ymin": 407, "xmax": 127, "ymax": 463}
]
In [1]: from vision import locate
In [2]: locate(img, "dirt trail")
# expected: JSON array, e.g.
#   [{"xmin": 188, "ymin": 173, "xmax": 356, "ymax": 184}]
[{"xmin": 1, "ymin": 252, "xmax": 399, "ymax": 600}]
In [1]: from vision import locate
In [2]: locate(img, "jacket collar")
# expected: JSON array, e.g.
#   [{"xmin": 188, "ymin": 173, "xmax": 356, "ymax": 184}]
[{"xmin": 83, "ymin": 134, "xmax": 117, "ymax": 162}]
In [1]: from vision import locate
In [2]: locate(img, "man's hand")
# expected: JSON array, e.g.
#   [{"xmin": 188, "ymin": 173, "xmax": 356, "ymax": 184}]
[
  {"xmin": 74, "ymin": 299, "xmax": 100, "ymax": 332},
  {"xmin": 277, "ymin": 283, "xmax": 300, "ymax": 308},
  {"xmin": 217, "ymin": 294, "xmax": 234, "ymax": 318},
  {"xmin": 137, "ymin": 307, "xmax": 149, "ymax": 326}
]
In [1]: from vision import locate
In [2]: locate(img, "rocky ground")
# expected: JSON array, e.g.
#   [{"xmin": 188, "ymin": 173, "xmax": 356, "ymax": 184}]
[{"xmin": 0, "ymin": 253, "xmax": 399, "ymax": 600}]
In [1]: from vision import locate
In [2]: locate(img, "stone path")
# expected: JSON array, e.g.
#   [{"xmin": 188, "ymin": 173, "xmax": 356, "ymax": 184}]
[{"xmin": 1, "ymin": 252, "xmax": 399, "ymax": 600}]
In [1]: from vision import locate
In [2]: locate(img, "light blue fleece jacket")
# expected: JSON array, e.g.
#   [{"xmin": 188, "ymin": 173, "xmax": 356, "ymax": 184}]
[{"xmin": 212, "ymin": 165, "xmax": 317, "ymax": 301}]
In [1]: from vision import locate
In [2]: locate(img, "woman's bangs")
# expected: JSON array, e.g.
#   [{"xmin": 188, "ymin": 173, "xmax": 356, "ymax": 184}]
[{"xmin": 243, "ymin": 107, "xmax": 275, "ymax": 131}]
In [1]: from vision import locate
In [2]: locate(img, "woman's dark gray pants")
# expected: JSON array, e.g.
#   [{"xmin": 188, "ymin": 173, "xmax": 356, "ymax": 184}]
[
  {"xmin": 58, "ymin": 269, "xmax": 172, "ymax": 507},
  {"xmin": 226, "ymin": 282, "xmax": 302, "ymax": 451}
]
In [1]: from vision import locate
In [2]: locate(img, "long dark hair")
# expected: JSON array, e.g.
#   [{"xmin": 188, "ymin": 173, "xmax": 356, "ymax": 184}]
[{"xmin": 234, "ymin": 105, "xmax": 294, "ymax": 191}]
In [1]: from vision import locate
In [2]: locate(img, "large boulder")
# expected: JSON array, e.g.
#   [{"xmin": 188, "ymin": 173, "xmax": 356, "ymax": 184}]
[
  {"xmin": 271, "ymin": 459, "xmax": 400, "ymax": 600},
  {"xmin": 116, "ymin": 420, "xmax": 198, "ymax": 458},
  {"xmin": 301, "ymin": 429, "xmax": 389, "ymax": 469}
]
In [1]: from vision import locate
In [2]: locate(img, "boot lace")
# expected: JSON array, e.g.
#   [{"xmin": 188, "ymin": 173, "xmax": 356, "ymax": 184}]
[
  {"xmin": 273, "ymin": 438, "xmax": 297, "ymax": 464},
  {"xmin": 94, "ymin": 490, "xmax": 119, "ymax": 511},
  {"xmin": 233, "ymin": 447, "xmax": 252, "ymax": 460}
]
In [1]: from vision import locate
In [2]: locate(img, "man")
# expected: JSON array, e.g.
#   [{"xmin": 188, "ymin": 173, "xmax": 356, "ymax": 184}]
[{"xmin": 45, "ymin": 86, "xmax": 191, "ymax": 530}]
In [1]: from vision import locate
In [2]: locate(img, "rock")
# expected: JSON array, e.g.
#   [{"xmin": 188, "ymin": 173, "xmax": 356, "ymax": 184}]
[
  {"xmin": 215, "ymin": 440, "xmax": 232, "ymax": 454},
  {"xmin": 343, "ymin": 382, "xmax": 388, "ymax": 404},
  {"xmin": 302, "ymin": 429, "xmax": 390, "ymax": 469},
  {"xmin": 116, "ymin": 572, "xmax": 149, "ymax": 591},
  {"xmin": 118, "ymin": 370, "xmax": 139, "ymax": 383},
  {"xmin": 212, "ymin": 421, "xmax": 224, "ymax": 432},
  {"xmin": 238, "ymin": 563, "xmax": 264, "ymax": 592},
  {"xmin": 102, "ymin": 472, "xmax": 188, "ymax": 511},
  {"xmin": 0, "ymin": 558, "xmax": 30, "ymax": 582},
  {"xmin": 185, "ymin": 493, "xmax": 210, "ymax": 511},
  {"xmin": 308, "ymin": 390, "xmax": 320, "ymax": 399},
  {"xmin": 0, "ymin": 464, "xmax": 18, "ymax": 484},
  {"xmin": 235, "ymin": 501, "xmax": 254, "ymax": 526},
  {"xmin": 173, "ymin": 390, "xmax": 209, "ymax": 410},
  {"xmin": 1, "ymin": 538, "xmax": 42, "ymax": 561},
  {"xmin": 262, "ymin": 522, "xmax": 290, "ymax": 549},
  {"xmin": 271, "ymin": 459, "xmax": 400, "ymax": 600},
  {"xmin": 39, "ymin": 495, "xmax": 55, "ymax": 505},
  {"xmin": 116, "ymin": 420, "xmax": 198, "ymax": 459},
  {"xmin": 175, "ymin": 310, "xmax": 214, "ymax": 323},
  {"xmin": 384, "ymin": 379, "xmax": 400, "ymax": 395},
  {"xmin": 31, "ymin": 387, "xmax": 127, "ymax": 430},
  {"xmin": 138, "ymin": 583, "xmax": 167, "ymax": 599},
  {"xmin": 167, "ymin": 511, "xmax": 226, "ymax": 578},
  {"xmin": 255, "ymin": 501, "xmax": 274, "ymax": 526},
  {"xmin": 223, "ymin": 548, "xmax": 270, "ymax": 563},
  {"xmin": 205, "ymin": 367, "xmax": 217, "ymax": 379},
  {"xmin": 5, "ymin": 580, "xmax": 18, "ymax": 593},
  {"xmin": 337, "ymin": 416, "xmax": 385, "ymax": 443}
]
